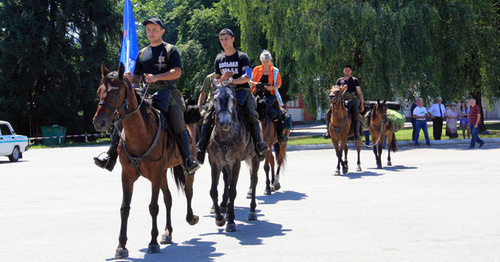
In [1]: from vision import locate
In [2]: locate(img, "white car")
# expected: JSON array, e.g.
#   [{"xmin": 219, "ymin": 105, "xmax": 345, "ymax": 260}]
[{"xmin": 0, "ymin": 121, "xmax": 29, "ymax": 162}]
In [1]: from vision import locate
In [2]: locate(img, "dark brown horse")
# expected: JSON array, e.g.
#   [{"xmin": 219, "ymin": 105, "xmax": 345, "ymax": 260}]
[
  {"xmin": 207, "ymin": 85, "xmax": 260, "ymax": 232},
  {"xmin": 328, "ymin": 86, "xmax": 363, "ymax": 175},
  {"xmin": 369, "ymin": 99, "xmax": 398, "ymax": 169},
  {"xmin": 93, "ymin": 64, "xmax": 198, "ymax": 259}
]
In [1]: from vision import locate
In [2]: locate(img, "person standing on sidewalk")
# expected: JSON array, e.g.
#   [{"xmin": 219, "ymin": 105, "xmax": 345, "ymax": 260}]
[
  {"xmin": 413, "ymin": 98, "xmax": 431, "ymax": 146},
  {"xmin": 468, "ymin": 98, "xmax": 485, "ymax": 149},
  {"xmin": 410, "ymin": 99, "xmax": 418, "ymax": 141},
  {"xmin": 428, "ymin": 96, "xmax": 446, "ymax": 140}
]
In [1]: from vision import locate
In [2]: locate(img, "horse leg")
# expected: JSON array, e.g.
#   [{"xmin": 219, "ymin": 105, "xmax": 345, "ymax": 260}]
[
  {"xmin": 248, "ymin": 157, "xmax": 259, "ymax": 221},
  {"xmin": 342, "ymin": 141, "xmax": 349, "ymax": 174},
  {"xmin": 184, "ymin": 172, "xmax": 199, "ymax": 225},
  {"xmin": 274, "ymin": 143, "xmax": 285, "ymax": 190},
  {"xmin": 269, "ymin": 153, "xmax": 276, "ymax": 192},
  {"xmin": 263, "ymin": 154, "xmax": 272, "ymax": 196},
  {"xmin": 226, "ymin": 162, "xmax": 241, "ymax": 232},
  {"xmin": 115, "ymin": 173, "xmax": 138, "ymax": 259},
  {"xmin": 220, "ymin": 167, "xmax": 229, "ymax": 213},
  {"xmin": 372, "ymin": 145, "xmax": 380, "ymax": 169},
  {"xmin": 160, "ymin": 175, "xmax": 173, "ymax": 245},
  {"xmin": 147, "ymin": 176, "xmax": 161, "ymax": 254},
  {"xmin": 332, "ymin": 139, "xmax": 341, "ymax": 175},
  {"xmin": 356, "ymin": 138, "xmax": 362, "ymax": 171},
  {"xmin": 210, "ymin": 165, "xmax": 225, "ymax": 227},
  {"xmin": 387, "ymin": 132, "xmax": 392, "ymax": 166},
  {"xmin": 377, "ymin": 144, "xmax": 383, "ymax": 169}
]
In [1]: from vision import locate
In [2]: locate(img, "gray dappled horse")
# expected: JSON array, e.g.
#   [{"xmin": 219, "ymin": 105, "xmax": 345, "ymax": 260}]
[{"xmin": 207, "ymin": 84, "xmax": 260, "ymax": 232}]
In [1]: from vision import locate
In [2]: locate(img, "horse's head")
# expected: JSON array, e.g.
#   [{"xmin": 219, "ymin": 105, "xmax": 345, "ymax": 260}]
[
  {"xmin": 372, "ymin": 99, "xmax": 388, "ymax": 124},
  {"xmin": 329, "ymin": 86, "xmax": 344, "ymax": 104},
  {"xmin": 93, "ymin": 63, "xmax": 131, "ymax": 132},
  {"xmin": 212, "ymin": 84, "xmax": 236, "ymax": 132}
]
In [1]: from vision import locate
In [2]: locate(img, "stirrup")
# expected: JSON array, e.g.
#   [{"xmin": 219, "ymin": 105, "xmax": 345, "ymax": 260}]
[
  {"xmin": 323, "ymin": 132, "xmax": 330, "ymax": 139},
  {"xmin": 185, "ymin": 156, "xmax": 200, "ymax": 176},
  {"xmin": 93, "ymin": 152, "xmax": 116, "ymax": 172}
]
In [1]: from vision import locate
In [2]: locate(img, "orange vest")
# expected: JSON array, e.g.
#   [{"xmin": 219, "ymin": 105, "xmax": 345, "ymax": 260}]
[{"xmin": 251, "ymin": 65, "xmax": 282, "ymax": 95}]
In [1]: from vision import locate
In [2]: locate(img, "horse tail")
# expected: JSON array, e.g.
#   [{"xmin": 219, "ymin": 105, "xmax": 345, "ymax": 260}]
[
  {"xmin": 172, "ymin": 165, "xmax": 187, "ymax": 192},
  {"xmin": 390, "ymin": 133, "xmax": 398, "ymax": 152}
]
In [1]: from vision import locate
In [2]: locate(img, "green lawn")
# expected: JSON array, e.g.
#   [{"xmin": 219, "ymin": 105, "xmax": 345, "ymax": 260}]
[{"xmin": 288, "ymin": 123, "xmax": 500, "ymax": 146}]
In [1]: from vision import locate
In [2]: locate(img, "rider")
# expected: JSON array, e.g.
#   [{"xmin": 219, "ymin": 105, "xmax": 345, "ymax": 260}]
[
  {"xmin": 324, "ymin": 65, "xmax": 365, "ymax": 140},
  {"xmin": 94, "ymin": 18, "xmax": 200, "ymax": 175},
  {"xmin": 197, "ymin": 72, "xmax": 215, "ymax": 108},
  {"xmin": 196, "ymin": 28, "xmax": 270, "ymax": 164},
  {"xmin": 250, "ymin": 50, "xmax": 287, "ymax": 144}
]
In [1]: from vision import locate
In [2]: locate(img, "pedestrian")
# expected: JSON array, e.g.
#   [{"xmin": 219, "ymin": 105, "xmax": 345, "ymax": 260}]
[
  {"xmin": 428, "ymin": 96, "xmax": 446, "ymax": 140},
  {"xmin": 196, "ymin": 28, "xmax": 269, "ymax": 164},
  {"xmin": 413, "ymin": 98, "xmax": 431, "ymax": 146},
  {"xmin": 410, "ymin": 99, "xmax": 418, "ymax": 141},
  {"xmin": 93, "ymin": 17, "xmax": 200, "ymax": 174},
  {"xmin": 459, "ymin": 101, "xmax": 471, "ymax": 139},
  {"xmin": 445, "ymin": 102, "xmax": 459, "ymax": 139},
  {"xmin": 468, "ymin": 98, "xmax": 484, "ymax": 148}
]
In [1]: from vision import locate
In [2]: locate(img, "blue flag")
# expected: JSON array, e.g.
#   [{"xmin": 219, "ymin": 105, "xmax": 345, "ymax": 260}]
[{"xmin": 119, "ymin": 0, "xmax": 139, "ymax": 73}]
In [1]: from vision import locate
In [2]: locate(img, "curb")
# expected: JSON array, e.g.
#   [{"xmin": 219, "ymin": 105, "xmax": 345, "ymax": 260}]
[{"xmin": 286, "ymin": 138, "xmax": 500, "ymax": 151}]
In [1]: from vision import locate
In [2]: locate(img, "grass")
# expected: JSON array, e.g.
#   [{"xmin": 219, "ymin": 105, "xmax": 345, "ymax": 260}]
[
  {"xmin": 288, "ymin": 123, "xmax": 500, "ymax": 146},
  {"xmin": 29, "ymin": 137, "xmax": 111, "ymax": 149}
]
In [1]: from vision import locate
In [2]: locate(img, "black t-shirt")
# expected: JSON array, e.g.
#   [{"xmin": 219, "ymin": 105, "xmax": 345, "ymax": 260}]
[
  {"xmin": 336, "ymin": 76, "xmax": 360, "ymax": 93},
  {"xmin": 214, "ymin": 50, "xmax": 250, "ymax": 90},
  {"xmin": 134, "ymin": 42, "xmax": 182, "ymax": 88}
]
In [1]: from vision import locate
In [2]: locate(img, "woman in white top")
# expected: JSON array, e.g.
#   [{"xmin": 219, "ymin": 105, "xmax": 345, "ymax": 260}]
[{"xmin": 445, "ymin": 102, "xmax": 459, "ymax": 139}]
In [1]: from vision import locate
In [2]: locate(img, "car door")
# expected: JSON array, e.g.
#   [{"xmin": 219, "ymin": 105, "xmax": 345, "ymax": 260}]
[{"xmin": 0, "ymin": 124, "xmax": 14, "ymax": 155}]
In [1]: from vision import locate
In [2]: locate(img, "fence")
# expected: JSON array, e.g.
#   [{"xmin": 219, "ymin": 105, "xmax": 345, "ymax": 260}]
[{"xmin": 29, "ymin": 133, "xmax": 110, "ymax": 144}]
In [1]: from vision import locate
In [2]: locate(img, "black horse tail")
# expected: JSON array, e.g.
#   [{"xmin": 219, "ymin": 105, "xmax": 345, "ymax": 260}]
[
  {"xmin": 390, "ymin": 133, "xmax": 398, "ymax": 152},
  {"xmin": 172, "ymin": 165, "xmax": 186, "ymax": 193}
]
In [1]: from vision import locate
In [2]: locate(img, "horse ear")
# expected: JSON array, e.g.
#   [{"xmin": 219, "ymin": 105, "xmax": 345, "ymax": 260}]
[
  {"xmin": 118, "ymin": 62, "xmax": 125, "ymax": 79},
  {"xmin": 382, "ymin": 99, "xmax": 387, "ymax": 106},
  {"xmin": 377, "ymin": 99, "xmax": 380, "ymax": 106},
  {"xmin": 101, "ymin": 63, "xmax": 110, "ymax": 78}
]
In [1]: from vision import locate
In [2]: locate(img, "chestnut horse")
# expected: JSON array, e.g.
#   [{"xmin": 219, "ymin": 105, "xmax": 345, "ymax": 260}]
[
  {"xmin": 207, "ymin": 85, "xmax": 260, "ymax": 232},
  {"xmin": 93, "ymin": 64, "xmax": 198, "ymax": 259},
  {"xmin": 328, "ymin": 86, "xmax": 363, "ymax": 175},
  {"xmin": 368, "ymin": 99, "xmax": 398, "ymax": 169}
]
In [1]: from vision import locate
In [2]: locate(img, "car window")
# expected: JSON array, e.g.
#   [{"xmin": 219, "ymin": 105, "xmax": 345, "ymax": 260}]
[{"xmin": 0, "ymin": 124, "xmax": 12, "ymax": 136}]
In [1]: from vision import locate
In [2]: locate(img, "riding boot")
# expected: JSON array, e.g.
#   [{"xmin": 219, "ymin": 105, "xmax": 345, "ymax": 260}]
[
  {"xmin": 275, "ymin": 120, "xmax": 287, "ymax": 145},
  {"xmin": 323, "ymin": 108, "xmax": 332, "ymax": 139},
  {"xmin": 177, "ymin": 130, "xmax": 200, "ymax": 176},
  {"xmin": 196, "ymin": 123, "xmax": 211, "ymax": 165},
  {"xmin": 251, "ymin": 121, "xmax": 270, "ymax": 161},
  {"xmin": 94, "ymin": 128, "xmax": 119, "ymax": 172}
]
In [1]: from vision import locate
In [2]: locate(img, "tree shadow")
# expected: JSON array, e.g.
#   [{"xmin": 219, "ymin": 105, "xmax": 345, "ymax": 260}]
[
  {"xmin": 340, "ymin": 170, "xmax": 383, "ymax": 179},
  {"xmin": 106, "ymin": 238, "xmax": 222, "ymax": 262},
  {"xmin": 256, "ymin": 190, "xmax": 308, "ymax": 205},
  {"xmin": 201, "ymin": 206, "xmax": 291, "ymax": 246}
]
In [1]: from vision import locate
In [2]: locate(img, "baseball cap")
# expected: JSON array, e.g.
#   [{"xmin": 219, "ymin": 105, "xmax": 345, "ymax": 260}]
[{"xmin": 143, "ymin": 18, "xmax": 164, "ymax": 28}]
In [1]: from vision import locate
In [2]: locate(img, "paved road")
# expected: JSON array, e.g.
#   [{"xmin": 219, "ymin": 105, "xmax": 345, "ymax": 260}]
[{"xmin": 1, "ymin": 144, "xmax": 499, "ymax": 261}]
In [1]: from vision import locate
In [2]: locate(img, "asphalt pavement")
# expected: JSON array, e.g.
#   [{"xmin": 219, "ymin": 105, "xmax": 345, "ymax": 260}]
[{"xmin": 0, "ymin": 143, "xmax": 499, "ymax": 261}]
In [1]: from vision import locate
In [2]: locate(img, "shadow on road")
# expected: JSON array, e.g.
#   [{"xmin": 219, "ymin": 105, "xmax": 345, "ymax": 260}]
[
  {"xmin": 201, "ymin": 206, "xmax": 291, "ymax": 246},
  {"xmin": 383, "ymin": 165, "xmax": 417, "ymax": 172},
  {"xmin": 256, "ymin": 190, "xmax": 307, "ymax": 205},
  {"xmin": 341, "ymin": 170, "xmax": 383, "ymax": 179}
]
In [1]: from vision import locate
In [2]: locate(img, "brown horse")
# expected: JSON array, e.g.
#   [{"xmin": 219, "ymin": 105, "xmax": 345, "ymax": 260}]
[
  {"xmin": 328, "ymin": 86, "xmax": 363, "ymax": 175},
  {"xmin": 369, "ymin": 99, "xmax": 398, "ymax": 169},
  {"xmin": 207, "ymin": 85, "xmax": 260, "ymax": 232},
  {"xmin": 92, "ymin": 64, "xmax": 198, "ymax": 259}
]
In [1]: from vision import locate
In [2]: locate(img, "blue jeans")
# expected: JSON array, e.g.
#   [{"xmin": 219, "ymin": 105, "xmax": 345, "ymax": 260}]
[
  {"xmin": 470, "ymin": 126, "xmax": 484, "ymax": 147},
  {"xmin": 414, "ymin": 120, "xmax": 430, "ymax": 145}
]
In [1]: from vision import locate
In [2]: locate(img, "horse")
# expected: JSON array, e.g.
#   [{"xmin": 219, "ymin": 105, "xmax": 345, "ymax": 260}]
[
  {"xmin": 368, "ymin": 99, "xmax": 398, "ymax": 169},
  {"xmin": 207, "ymin": 84, "xmax": 260, "ymax": 232},
  {"xmin": 252, "ymin": 86, "xmax": 289, "ymax": 196},
  {"xmin": 328, "ymin": 86, "xmax": 363, "ymax": 175},
  {"xmin": 92, "ymin": 63, "xmax": 198, "ymax": 259}
]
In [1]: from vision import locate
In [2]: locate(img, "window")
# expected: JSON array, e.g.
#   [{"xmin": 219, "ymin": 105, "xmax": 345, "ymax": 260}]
[{"xmin": 0, "ymin": 125, "xmax": 12, "ymax": 136}]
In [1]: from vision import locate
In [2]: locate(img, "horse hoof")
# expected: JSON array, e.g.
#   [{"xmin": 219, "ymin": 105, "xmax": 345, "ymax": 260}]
[
  {"xmin": 216, "ymin": 217, "xmax": 226, "ymax": 227},
  {"xmin": 377, "ymin": 165, "xmax": 382, "ymax": 169},
  {"xmin": 246, "ymin": 189, "xmax": 253, "ymax": 199},
  {"xmin": 226, "ymin": 223, "xmax": 236, "ymax": 232},
  {"xmin": 188, "ymin": 215, "xmax": 199, "ymax": 226},
  {"xmin": 264, "ymin": 188, "xmax": 272, "ymax": 195},
  {"xmin": 387, "ymin": 162, "xmax": 392, "ymax": 166},
  {"xmin": 356, "ymin": 167, "xmax": 362, "ymax": 172},
  {"xmin": 160, "ymin": 234, "xmax": 172, "ymax": 245},
  {"xmin": 342, "ymin": 168, "xmax": 348, "ymax": 174},
  {"xmin": 115, "ymin": 248, "xmax": 129, "ymax": 259},
  {"xmin": 273, "ymin": 183, "xmax": 281, "ymax": 191},
  {"xmin": 210, "ymin": 205, "xmax": 215, "ymax": 214},
  {"xmin": 248, "ymin": 211, "xmax": 257, "ymax": 221},
  {"xmin": 148, "ymin": 244, "xmax": 161, "ymax": 253}
]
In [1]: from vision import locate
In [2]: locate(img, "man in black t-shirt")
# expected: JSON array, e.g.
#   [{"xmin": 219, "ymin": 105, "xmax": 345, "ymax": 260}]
[
  {"xmin": 324, "ymin": 65, "xmax": 365, "ymax": 140},
  {"xmin": 196, "ymin": 28, "xmax": 269, "ymax": 164},
  {"xmin": 94, "ymin": 18, "xmax": 200, "ymax": 175}
]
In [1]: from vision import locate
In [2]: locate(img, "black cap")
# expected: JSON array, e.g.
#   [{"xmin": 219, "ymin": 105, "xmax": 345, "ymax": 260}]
[
  {"xmin": 219, "ymin": 28, "xmax": 234, "ymax": 37},
  {"xmin": 143, "ymin": 18, "xmax": 164, "ymax": 28},
  {"xmin": 344, "ymin": 65, "xmax": 352, "ymax": 69}
]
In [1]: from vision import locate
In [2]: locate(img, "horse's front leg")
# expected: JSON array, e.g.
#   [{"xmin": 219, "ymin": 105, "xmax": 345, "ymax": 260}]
[
  {"xmin": 115, "ymin": 172, "xmax": 138, "ymax": 259},
  {"xmin": 377, "ymin": 144, "xmax": 383, "ymax": 169},
  {"xmin": 262, "ymin": 153, "xmax": 273, "ymax": 195},
  {"xmin": 387, "ymin": 132, "xmax": 393, "ymax": 166},
  {"xmin": 226, "ymin": 162, "xmax": 241, "ymax": 232},
  {"xmin": 147, "ymin": 175, "xmax": 162, "ymax": 254},
  {"xmin": 356, "ymin": 138, "xmax": 362, "ymax": 171},
  {"xmin": 209, "ymin": 165, "xmax": 224, "ymax": 227},
  {"xmin": 342, "ymin": 140, "xmax": 349, "ymax": 174},
  {"xmin": 220, "ymin": 167, "xmax": 229, "ymax": 213},
  {"xmin": 331, "ymin": 139, "xmax": 342, "ymax": 175},
  {"xmin": 372, "ymin": 145, "xmax": 380, "ymax": 169},
  {"xmin": 160, "ymin": 173, "xmax": 173, "ymax": 245},
  {"xmin": 248, "ymin": 157, "xmax": 259, "ymax": 221}
]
